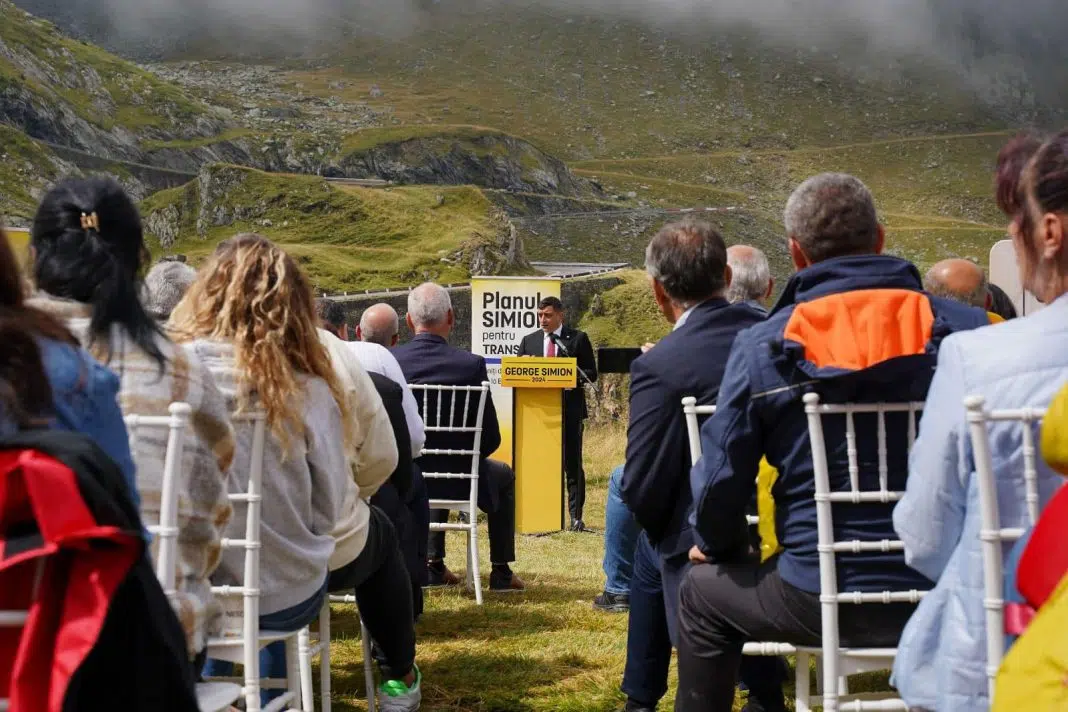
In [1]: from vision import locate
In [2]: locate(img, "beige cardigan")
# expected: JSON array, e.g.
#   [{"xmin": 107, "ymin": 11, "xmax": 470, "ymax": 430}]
[
  {"xmin": 31, "ymin": 294, "xmax": 234, "ymax": 657},
  {"xmin": 317, "ymin": 329, "xmax": 398, "ymax": 569}
]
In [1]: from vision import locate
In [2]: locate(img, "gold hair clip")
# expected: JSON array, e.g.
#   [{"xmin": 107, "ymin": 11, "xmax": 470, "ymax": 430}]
[{"xmin": 80, "ymin": 212, "xmax": 100, "ymax": 231}]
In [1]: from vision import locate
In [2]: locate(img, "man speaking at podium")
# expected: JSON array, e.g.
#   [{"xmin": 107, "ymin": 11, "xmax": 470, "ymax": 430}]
[{"xmin": 517, "ymin": 296, "xmax": 598, "ymax": 531}]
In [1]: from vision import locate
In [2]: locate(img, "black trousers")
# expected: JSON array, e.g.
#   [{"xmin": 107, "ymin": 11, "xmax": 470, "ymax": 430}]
[
  {"xmin": 328, "ymin": 506, "xmax": 416, "ymax": 680},
  {"xmin": 428, "ymin": 459, "xmax": 516, "ymax": 565},
  {"xmin": 624, "ymin": 534, "xmax": 785, "ymax": 709},
  {"xmin": 674, "ymin": 555, "xmax": 915, "ymax": 712},
  {"xmin": 564, "ymin": 411, "xmax": 586, "ymax": 522},
  {"xmin": 369, "ymin": 466, "xmax": 430, "ymax": 620}
]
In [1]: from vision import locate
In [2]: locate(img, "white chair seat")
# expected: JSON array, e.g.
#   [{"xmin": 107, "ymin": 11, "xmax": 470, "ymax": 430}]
[
  {"xmin": 742, "ymin": 641, "xmax": 797, "ymax": 656},
  {"xmin": 197, "ymin": 682, "xmax": 242, "ymax": 712},
  {"xmin": 428, "ymin": 498, "xmax": 472, "ymax": 510},
  {"xmin": 205, "ymin": 630, "xmax": 298, "ymax": 663}
]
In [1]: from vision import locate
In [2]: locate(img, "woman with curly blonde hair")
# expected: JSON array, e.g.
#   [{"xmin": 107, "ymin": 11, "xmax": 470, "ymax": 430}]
[{"xmin": 171, "ymin": 234, "xmax": 421, "ymax": 710}]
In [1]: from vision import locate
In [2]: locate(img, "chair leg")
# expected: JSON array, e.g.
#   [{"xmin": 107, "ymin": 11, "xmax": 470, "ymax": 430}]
[
  {"xmin": 285, "ymin": 634, "xmax": 304, "ymax": 712},
  {"xmin": 361, "ymin": 619, "xmax": 377, "ymax": 712},
  {"xmin": 469, "ymin": 522, "xmax": 483, "ymax": 605},
  {"xmin": 319, "ymin": 603, "xmax": 332, "ymax": 712},
  {"xmin": 795, "ymin": 651, "xmax": 811, "ymax": 712},
  {"xmin": 299, "ymin": 626, "xmax": 315, "ymax": 712}
]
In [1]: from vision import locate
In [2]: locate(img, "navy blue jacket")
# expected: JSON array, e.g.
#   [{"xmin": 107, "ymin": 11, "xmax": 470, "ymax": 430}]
[
  {"xmin": 393, "ymin": 333, "xmax": 501, "ymax": 502},
  {"xmin": 621, "ymin": 298, "xmax": 765, "ymax": 559},
  {"xmin": 690, "ymin": 255, "xmax": 989, "ymax": 594}
]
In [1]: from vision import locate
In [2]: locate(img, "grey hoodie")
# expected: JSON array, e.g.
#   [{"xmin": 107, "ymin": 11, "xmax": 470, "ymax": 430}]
[{"xmin": 188, "ymin": 339, "xmax": 348, "ymax": 615}]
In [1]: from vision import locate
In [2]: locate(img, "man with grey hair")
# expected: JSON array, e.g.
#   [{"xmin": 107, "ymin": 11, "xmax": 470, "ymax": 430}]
[
  {"xmin": 611, "ymin": 218, "xmax": 780, "ymax": 712},
  {"xmin": 393, "ymin": 282, "xmax": 525, "ymax": 592},
  {"xmin": 725, "ymin": 244, "xmax": 774, "ymax": 310},
  {"xmin": 144, "ymin": 259, "xmax": 197, "ymax": 321},
  {"xmin": 358, "ymin": 303, "xmax": 402, "ymax": 348},
  {"xmin": 678, "ymin": 174, "xmax": 989, "ymax": 711}
]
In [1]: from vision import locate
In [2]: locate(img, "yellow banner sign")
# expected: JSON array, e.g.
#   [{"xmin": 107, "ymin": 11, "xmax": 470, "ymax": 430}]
[{"xmin": 500, "ymin": 357, "xmax": 578, "ymax": 389}]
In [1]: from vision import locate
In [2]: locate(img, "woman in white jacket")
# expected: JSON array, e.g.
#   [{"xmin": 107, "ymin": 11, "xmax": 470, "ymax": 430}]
[
  {"xmin": 892, "ymin": 132, "xmax": 1068, "ymax": 711},
  {"xmin": 171, "ymin": 234, "xmax": 421, "ymax": 711}
]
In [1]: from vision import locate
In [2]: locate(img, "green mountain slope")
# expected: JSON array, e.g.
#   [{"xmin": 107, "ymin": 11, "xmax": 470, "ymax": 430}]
[{"xmin": 141, "ymin": 165, "xmax": 529, "ymax": 292}]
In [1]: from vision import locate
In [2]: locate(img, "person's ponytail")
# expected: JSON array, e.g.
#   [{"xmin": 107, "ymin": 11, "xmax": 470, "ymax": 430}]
[{"xmin": 31, "ymin": 177, "xmax": 166, "ymax": 369}]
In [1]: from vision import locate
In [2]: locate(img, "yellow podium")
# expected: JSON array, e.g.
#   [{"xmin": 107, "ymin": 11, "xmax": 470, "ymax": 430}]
[{"xmin": 501, "ymin": 356, "xmax": 578, "ymax": 534}]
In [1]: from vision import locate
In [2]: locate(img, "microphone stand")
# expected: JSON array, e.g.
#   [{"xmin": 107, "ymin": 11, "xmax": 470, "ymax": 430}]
[{"xmin": 549, "ymin": 333, "xmax": 595, "ymax": 388}]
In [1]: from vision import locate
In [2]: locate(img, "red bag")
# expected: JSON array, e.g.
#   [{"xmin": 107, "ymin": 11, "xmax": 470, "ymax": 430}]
[
  {"xmin": 1018, "ymin": 482, "xmax": 1068, "ymax": 609},
  {"xmin": 0, "ymin": 448, "xmax": 138, "ymax": 712}
]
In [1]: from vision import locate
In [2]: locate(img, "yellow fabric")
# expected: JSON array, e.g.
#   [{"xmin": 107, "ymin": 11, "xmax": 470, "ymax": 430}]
[
  {"xmin": 993, "ymin": 572, "xmax": 1068, "ymax": 710},
  {"xmin": 987, "ymin": 311, "xmax": 1006, "ymax": 324},
  {"xmin": 757, "ymin": 458, "xmax": 782, "ymax": 562},
  {"xmin": 1041, "ymin": 383, "xmax": 1068, "ymax": 476}
]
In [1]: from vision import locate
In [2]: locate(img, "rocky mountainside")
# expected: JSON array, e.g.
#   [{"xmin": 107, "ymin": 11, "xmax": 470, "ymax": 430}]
[
  {"xmin": 141, "ymin": 163, "xmax": 531, "ymax": 291},
  {"xmin": 0, "ymin": 2, "xmax": 604, "ymax": 225}
]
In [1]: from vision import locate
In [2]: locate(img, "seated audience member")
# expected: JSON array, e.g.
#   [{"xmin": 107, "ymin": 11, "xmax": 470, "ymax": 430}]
[
  {"xmin": 989, "ymin": 282, "xmax": 1019, "ymax": 320},
  {"xmin": 0, "ymin": 226, "xmax": 135, "ymax": 492},
  {"xmin": 317, "ymin": 298, "xmax": 429, "ymax": 619},
  {"xmin": 595, "ymin": 244, "xmax": 780, "ymax": 617},
  {"xmin": 891, "ymin": 132, "xmax": 1068, "ymax": 712},
  {"xmin": 29, "ymin": 177, "xmax": 233, "ymax": 661},
  {"xmin": 358, "ymin": 302, "xmax": 403, "ymax": 348},
  {"xmin": 594, "ymin": 463, "xmax": 639, "ymax": 612},
  {"xmin": 313, "ymin": 299, "xmax": 400, "ymax": 506},
  {"xmin": 393, "ymin": 282, "xmax": 525, "ymax": 592},
  {"xmin": 334, "ymin": 300, "xmax": 427, "ymax": 457},
  {"xmin": 725, "ymin": 244, "xmax": 775, "ymax": 313},
  {"xmin": 678, "ymin": 173, "xmax": 989, "ymax": 712},
  {"xmin": 144, "ymin": 259, "xmax": 197, "ymax": 322},
  {"xmin": 923, "ymin": 258, "xmax": 1005, "ymax": 323},
  {"xmin": 618, "ymin": 223, "xmax": 778, "ymax": 712},
  {"xmin": 172, "ymin": 235, "xmax": 422, "ymax": 709},
  {"xmin": 725, "ymin": 246, "xmax": 782, "ymax": 563}
]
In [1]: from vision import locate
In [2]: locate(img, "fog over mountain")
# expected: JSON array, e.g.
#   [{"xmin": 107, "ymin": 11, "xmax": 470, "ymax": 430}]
[{"xmin": 11, "ymin": 0, "xmax": 1068, "ymax": 111}]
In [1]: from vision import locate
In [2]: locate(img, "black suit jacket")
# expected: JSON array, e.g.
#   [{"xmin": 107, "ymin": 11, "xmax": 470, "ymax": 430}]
[
  {"xmin": 367, "ymin": 371, "xmax": 414, "ymax": 498},
  {"xmin": 393, "ymin": 333, "xmax": 502, "ymax": 503},
  {"xmin": 619, "ymin": 298, "xmax": 765, "ymax": 558},
  {"xmin": 516, "ymin": 325, "xmax": 598, "ymax": 419}
]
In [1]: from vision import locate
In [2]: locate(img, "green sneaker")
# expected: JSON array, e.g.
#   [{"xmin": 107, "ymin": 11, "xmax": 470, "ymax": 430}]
[{"xmin": 377, "ymin": 665, "xmax": 422, "ymax": 712}]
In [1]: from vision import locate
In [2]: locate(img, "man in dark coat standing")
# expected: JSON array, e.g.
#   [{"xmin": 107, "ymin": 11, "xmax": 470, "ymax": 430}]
[{"xmin": 516, "ymin": 296, "xmax": 598, "ymax": 531}]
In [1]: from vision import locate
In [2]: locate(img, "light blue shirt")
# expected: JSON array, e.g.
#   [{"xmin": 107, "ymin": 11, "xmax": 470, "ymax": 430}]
[
  {"xmin": 892, "ymin": 294, "xmax": 1068, "ymax": 711},
  {"xmin": 674, "ymin": 304, "xmax": 698, "ymax": 331}
]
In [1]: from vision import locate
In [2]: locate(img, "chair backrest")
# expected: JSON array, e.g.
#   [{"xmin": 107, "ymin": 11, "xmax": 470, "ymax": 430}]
[
  {"xmin": 213, "ymin": 411, "xmax": 268, "ymax": 700},
  {"xmin": 124, "ymin": 402, "xmax": 192, "ymax": 597},
  {"xmin": 683, "ymin": 397, "xmax": 760, "ymax": 527},
  {"xmin": 964, "ymin": 395, "xmax": 1044, "ymax": 700},
  {"xmin": 803, "ymin": 392, "xmax": 927, "ymax": 704},
  {"xmin": 682, "ymin": 396, "xmax": 717, "ymax": 468},
  {"xmin": 410, "ymin": 382, "xmax": 490, "ymax": 503}
]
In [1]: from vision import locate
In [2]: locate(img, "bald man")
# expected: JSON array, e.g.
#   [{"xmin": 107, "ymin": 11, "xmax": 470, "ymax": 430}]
[
  {"xmin": 358, "ymin": 303, "xmax": 401, "ymax": 347},
  {"xmin": 924, "ymin": 259, "xmax": 1005, "ymax": 323}
]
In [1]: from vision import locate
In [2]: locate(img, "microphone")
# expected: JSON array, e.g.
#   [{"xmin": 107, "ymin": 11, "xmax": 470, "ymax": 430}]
[
  {"xmin": 549, "ymin": 332, "xmax": 595, "ymax": 387},
  {"xmin": 548, "ymin": 332, "xmax": 571, "ymax": 356}
]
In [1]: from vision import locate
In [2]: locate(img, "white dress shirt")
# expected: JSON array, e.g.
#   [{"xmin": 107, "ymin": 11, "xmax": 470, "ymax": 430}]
[{"xmin": 345, "ymin": 340, "xmax": 426, "ymax": 458}]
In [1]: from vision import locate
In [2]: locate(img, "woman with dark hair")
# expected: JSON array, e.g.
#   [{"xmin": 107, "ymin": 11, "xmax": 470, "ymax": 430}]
[
  {"xmin": 28, "ymin": 176, "xmax": 235, "ymax": 664},
  {"xmin": 891, "ymin": 130, "xmax": 1068, "ymax": 712},
  {"xmin": 0, "ymin": 224, "xmax": 135, "ymax": 493}
]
